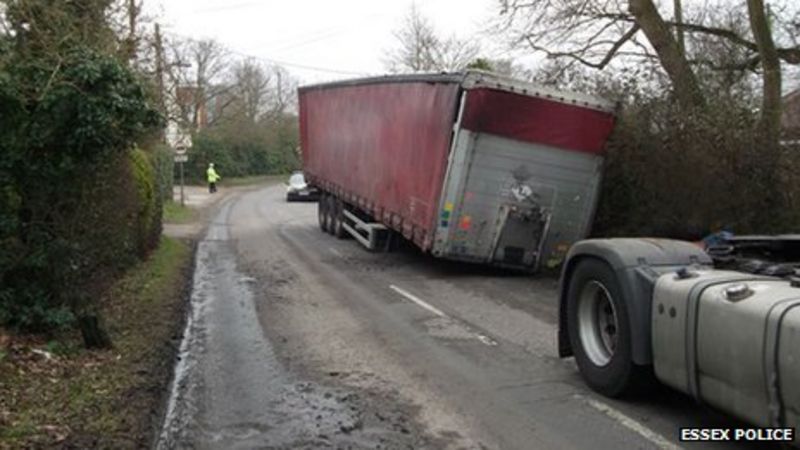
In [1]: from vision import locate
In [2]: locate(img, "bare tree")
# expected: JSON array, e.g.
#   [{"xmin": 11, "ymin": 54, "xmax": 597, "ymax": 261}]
[
  {"xmin": 263, "ymin": 65, "xmax": 298, "ymax": 119},
  {"xmin": 230, "ymin": 58, "xmax": 271, "ymax": 123},
  {"xmin": 497, "ymin": 0, "xmax": 800, "ymax": 142},
  {"xmin": 385, "ymin": 4, "xmax": 439, "ymax": 72},
  {"xmin": 433, "ymin": 34, "xmax": 482, "ymax": 72},
  {"xmin": 165, "ymin": 37, "xmax": 233, "ymax": 130},
  {"xmin": 385, "ymin": 4, "xmax": 479, "ymax": 73}
]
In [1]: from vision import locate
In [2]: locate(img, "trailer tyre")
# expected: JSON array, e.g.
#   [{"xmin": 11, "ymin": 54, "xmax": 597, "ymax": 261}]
[
  {"xmin": 567, "ymin": 258, "xmax": 642, "ymax": 398},
  {"xmin": 332, "ymin": 199, "xmax": 346, "ymax": 239},
  {"xmin": 324, "ymin": 195, "xmax": 337, "ymax": 235},
  {"xmin": 318, "ymin": 194, "xmax": 329, "ymax": 232}
]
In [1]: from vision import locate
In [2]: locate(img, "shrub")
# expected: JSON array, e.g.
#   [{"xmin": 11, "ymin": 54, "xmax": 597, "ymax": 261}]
[
  {"xmin": 151, "ymin": 144, "xmax": 175, "ymax": 203},
  {"xmin": 0, "ymin": 45, "xmax": 161, "ymax": 333},
  {"xmin": 183, "ymin": 116, "xmax": 300, "ymax": 184},
  {"xmin": 593, "ymin": 96, "xmax": 798, "ymax": 239},
  {"xmin": 130, "ymin": 148, "xmax": 161, "ymax": 258}
]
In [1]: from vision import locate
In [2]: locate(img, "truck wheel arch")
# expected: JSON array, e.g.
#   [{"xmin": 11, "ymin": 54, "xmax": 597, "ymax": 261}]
[{"xmin": 557, "ymin": 239, "xmax": 712, "ymax": 365}]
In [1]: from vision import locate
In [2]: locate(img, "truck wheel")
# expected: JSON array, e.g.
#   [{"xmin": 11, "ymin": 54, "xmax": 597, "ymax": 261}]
[
  {"xmin": 318, "ymin": 194, "xmax": 328, "ymax": 231},
  {"xmin": 567, "ymin": 258, "xmax": 641, "ymax": 397},
  {"xmin": 332, "ymin": 199, "xmax": 346, "ymax": 239}
]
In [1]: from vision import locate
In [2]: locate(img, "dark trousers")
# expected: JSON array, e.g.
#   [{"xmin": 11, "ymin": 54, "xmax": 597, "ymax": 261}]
[{"xmin": 209, "ymin": 182, "xmax": 217, "ymax": 193}]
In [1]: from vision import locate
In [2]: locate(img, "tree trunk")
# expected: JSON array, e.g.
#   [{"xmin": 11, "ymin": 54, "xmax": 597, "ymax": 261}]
[
  {"xmin": 78, "ymin": 314, "xmax": 113, "ymax": 349},
  {"xmin": 747, "ymin": 0, "xmax": 782, "ymax": 146},
  {"xmin": 629, "ymin": 0, "xmax": 704, "ymax": 112},
  {"xmin": 673, "ymin": 0, "xmax": 685, "ymax": 56}
]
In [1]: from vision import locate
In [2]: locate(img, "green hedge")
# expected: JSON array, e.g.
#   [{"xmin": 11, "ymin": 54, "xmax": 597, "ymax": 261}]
[
  {"xmin": 0, "ymin": 45, "xmax": 162, "ymax": 332},
  {"xmin": 131, "ymin": 148, "xmax": 161, "ymax": 258},
  {"xmin": 151, "ymin": 143, "xmax": 175, "ymax": 203}
]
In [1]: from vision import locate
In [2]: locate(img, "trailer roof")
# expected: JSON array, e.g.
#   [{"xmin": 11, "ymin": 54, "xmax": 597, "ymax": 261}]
[{"xmin": 298, "ymin": 70, "xmax": 616, "ymax": 113}]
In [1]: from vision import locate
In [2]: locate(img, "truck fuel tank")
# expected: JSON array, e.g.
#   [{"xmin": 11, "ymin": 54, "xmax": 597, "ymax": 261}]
[{"xmin": 652, "ymin": 269, "xmax": 800, "ymax": 430}]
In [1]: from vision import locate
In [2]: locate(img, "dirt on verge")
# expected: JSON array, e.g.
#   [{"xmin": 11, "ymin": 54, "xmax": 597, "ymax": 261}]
[{"xmin": 0, "ymin": 237, "xmax": 195, "ymax": 449}]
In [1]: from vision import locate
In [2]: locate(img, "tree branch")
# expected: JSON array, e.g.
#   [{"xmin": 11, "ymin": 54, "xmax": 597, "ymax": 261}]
[
  {"xmin": 526, "ymin": 23, "xmax": 639, "ymax": 69},
  {"xmin": 629, "ymin": 0, "xmax": 705, "ymax": 110},
  {"xmin": 606, "ymin": 14, "xmax": 800, "ymax": 65}
]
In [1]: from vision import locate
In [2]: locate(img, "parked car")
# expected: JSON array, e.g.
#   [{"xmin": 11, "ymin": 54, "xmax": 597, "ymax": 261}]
[{"xmin": 286, "ymin": 171, "xmax": 318, "ymax": 201}]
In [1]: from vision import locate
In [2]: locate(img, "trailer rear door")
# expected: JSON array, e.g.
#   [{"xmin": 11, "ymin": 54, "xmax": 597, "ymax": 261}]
[{"xmin": 432, "ymin": 84, "xmax": 614, "ymax": 270}]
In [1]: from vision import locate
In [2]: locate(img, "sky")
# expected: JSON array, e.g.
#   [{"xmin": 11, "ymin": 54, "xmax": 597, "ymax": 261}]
[{"xmin": 144, "ymin": 0, "xmax": 509, "ymax": 85}]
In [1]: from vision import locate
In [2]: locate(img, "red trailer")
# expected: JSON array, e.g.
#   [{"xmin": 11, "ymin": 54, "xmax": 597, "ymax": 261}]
[{"xmin": 299, "ymin": 71, "xmax": 615, "ymax": 271}]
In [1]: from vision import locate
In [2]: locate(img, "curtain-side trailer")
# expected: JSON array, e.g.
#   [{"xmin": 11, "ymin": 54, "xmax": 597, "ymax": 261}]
[{"xmin": 298, "ymin": 71, "xmax": 615, "ymax": 271}]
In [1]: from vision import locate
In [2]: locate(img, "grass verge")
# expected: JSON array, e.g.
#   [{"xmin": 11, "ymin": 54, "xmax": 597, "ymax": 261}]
[
  {"xmin": 0, "ymin": 237, "xmax": 193, "ymax": 448},
  {"xmin": 163, "ymin": 199, "xmax": 197, "ymax": 224}
]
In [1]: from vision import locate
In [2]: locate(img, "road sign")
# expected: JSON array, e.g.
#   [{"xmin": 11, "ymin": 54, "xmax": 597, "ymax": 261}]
[
  {"xmin": 175, "ymin": 145, "xmax": 188, "ymax": 156},
  {"xmin": 174, "ymin": 154, "xmax": 189, "ymax": 163}
]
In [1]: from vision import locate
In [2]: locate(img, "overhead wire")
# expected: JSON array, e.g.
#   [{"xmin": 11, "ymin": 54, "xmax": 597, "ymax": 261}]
[
  {"xmin": 162, "ymin": 29, "xmax": 372, "ymax": 77},
  {"xmin": 230, "ymin": 8, "xmax": 394, "ymax": 54},
  {"xmin": 188, "ymin": 1, "xmax": 264, "ymax": 15},
  {"xmin": 157, "ymin": 0, "xmax": 461, "ymax": 78}
]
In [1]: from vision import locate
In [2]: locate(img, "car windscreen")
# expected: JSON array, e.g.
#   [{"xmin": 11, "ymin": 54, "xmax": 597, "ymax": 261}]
[{"xmin": 289, "ymin": 173, "xmax": 306, "ymax": 187}]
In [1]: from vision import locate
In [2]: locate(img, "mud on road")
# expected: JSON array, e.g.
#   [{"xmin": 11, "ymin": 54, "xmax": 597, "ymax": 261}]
[
  {"xmin": 159, "ymin": 185, "xmax": 765, "ymax": 450},
  {"xmin": 158, "ymin": 198, "xmax": 446, "ymax": 449}
]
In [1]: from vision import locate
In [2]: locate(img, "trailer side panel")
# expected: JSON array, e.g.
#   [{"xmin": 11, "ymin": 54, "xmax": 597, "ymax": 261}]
[{"xmin": 300, "ymin": 81, "xmax": 460, "ymax": 250}]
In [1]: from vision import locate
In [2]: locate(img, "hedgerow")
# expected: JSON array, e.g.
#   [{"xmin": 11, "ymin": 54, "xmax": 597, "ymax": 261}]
[
  {"xmin": 0, "ymin": 41, "xmax": 162, "ymax": 336},
  {"xmin": 593, "ymin": 95, "xmax": 800, "ymax": 239}
]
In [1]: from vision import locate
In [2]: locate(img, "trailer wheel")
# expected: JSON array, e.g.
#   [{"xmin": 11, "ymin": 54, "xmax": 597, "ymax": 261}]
[
  {"xmin": 332, "ymin": 199, "xmax": 346, "ymax": 239},
  {"xmin": 567, "ymin": 258, "xmax": 640, "ymax": 397},
  {"xmin": 318, "ymin": 194, "xmax": 328, "ymax": 231},
  {"xmin": 324, "ymin": 195, "xmax": 337, "ymax": 235}
]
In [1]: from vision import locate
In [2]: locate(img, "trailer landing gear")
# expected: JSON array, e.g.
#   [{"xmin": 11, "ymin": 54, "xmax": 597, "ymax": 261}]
[{"xmin": 317, "ymin": 193, "xmax": 392, "ymax": 251}]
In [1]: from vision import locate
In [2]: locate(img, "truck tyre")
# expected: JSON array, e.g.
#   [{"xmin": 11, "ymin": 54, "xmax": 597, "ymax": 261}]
[
  {"xmin": 332, "ymin": 199, "xmax": 346, "ymax": 238},
  {"xmin": 566, "ymin": 258, "xmax": 642, "ymax": 397},
  {"xmin": 318, "ymin": 194, "xmax": 328, "ymax": 231}
]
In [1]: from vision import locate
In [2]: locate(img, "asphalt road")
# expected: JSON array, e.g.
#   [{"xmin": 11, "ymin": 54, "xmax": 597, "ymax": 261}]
[{"xmin": 158, "ymin": 185, "xmax": 775, "ymax": 450}]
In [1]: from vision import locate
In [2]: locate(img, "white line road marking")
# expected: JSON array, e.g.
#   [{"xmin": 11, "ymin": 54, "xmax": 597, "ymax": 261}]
[
  {"xmin": 389, "ymin": 284, "xmax": 499, "ymax": 347},
  {"xmin": 389, "ymin": 285, "xmax": 446, "ymax": 318},
  {"xmin": 476, "ymin": 334, "xmax": 498, "ymax": 346},
  {"xmin": 580, "ymin": 395, "xmax": 681, "ymax": 450},
  {"xmin": 328, "ymin": 247, "xmax": 343, "ymax": 258}
]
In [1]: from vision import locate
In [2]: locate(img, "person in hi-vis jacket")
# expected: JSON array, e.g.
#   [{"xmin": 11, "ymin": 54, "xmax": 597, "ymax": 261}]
[{"xmin": 207, "ymin": 163, "xmax": 221, "ymax": 193}]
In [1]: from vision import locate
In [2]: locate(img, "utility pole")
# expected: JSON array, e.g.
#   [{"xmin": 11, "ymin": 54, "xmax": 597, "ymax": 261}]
[
  {"xmin": 126, "ymin": 0, "xmax": 140, "ymax": 61},
  {"xmin": 178, "ymin": 149, "xmax": 186, "ymax": 207},
  {"xmin": 155, "ymin": 23, "xmax": 186, "ymax": 207},
  {"xmin": 154, "ymin": 23, "xmax": 166, "ymax": 133}
]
